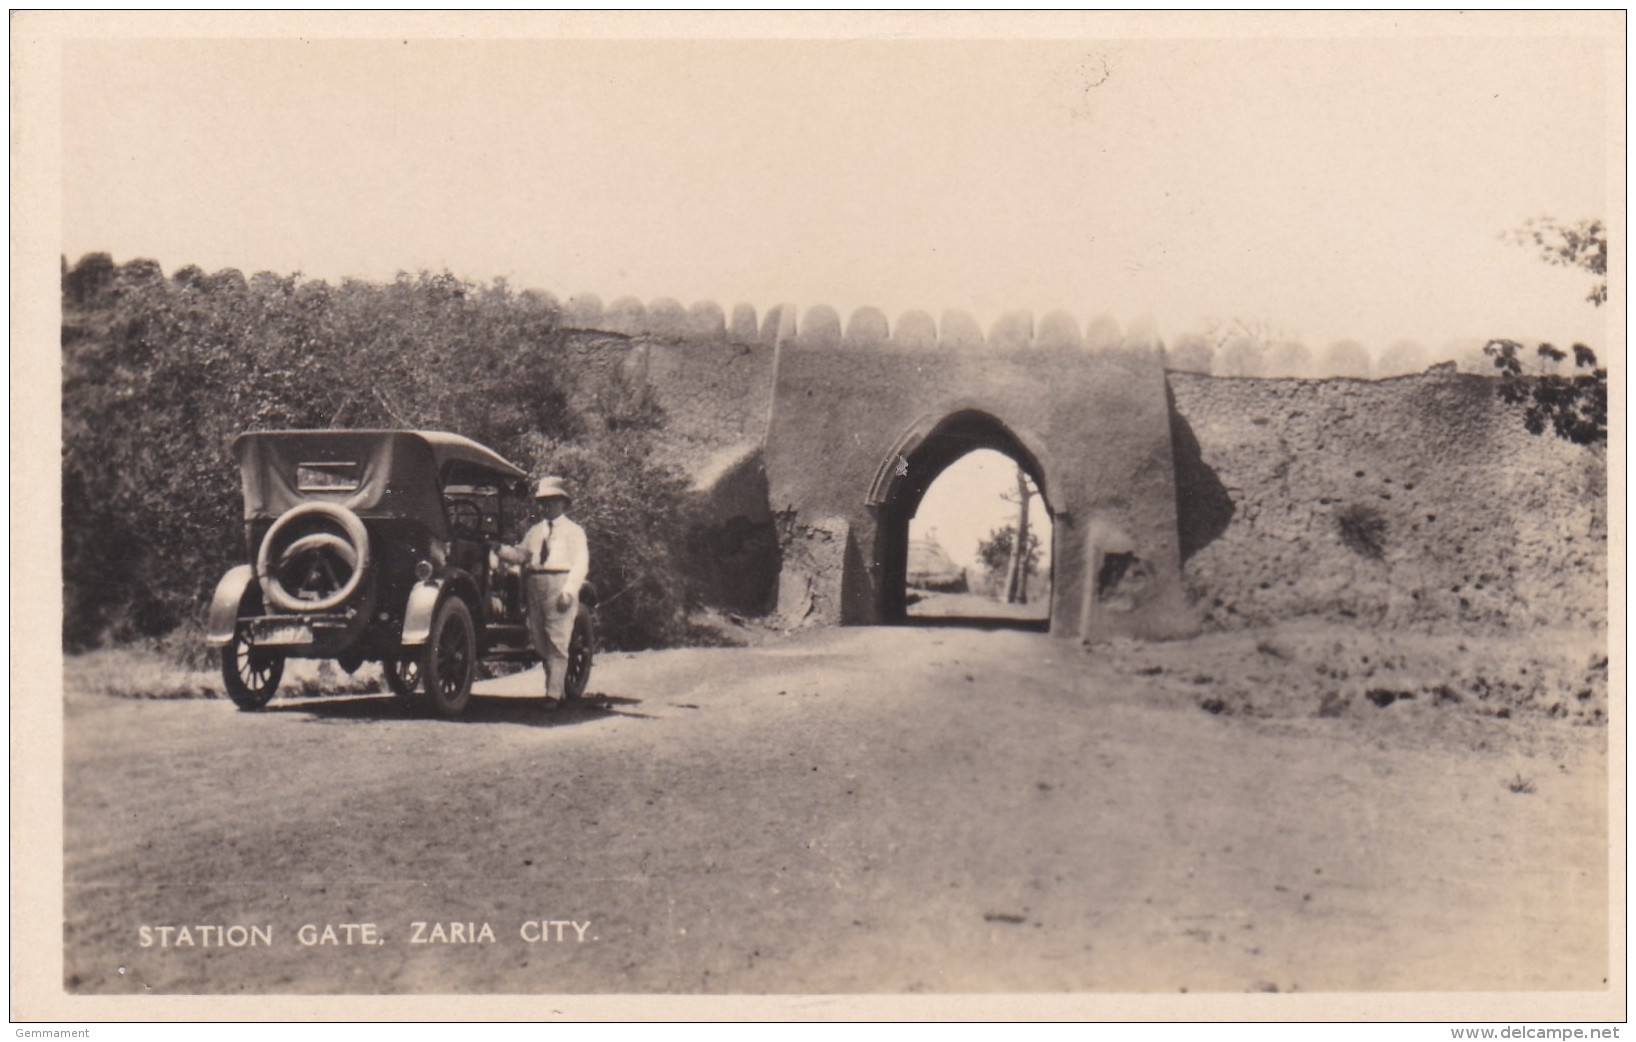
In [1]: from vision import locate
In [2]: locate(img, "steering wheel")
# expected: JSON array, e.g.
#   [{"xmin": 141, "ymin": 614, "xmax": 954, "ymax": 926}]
[{"xmin": 445, "ymin": 498, "xmax": 484, "ymax": 538}]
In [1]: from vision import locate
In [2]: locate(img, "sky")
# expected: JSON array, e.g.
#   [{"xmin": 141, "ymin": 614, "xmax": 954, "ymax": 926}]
[
  {"xmin": 58, "ymin": 23, "xmax": 1617, "ymax": 364},
  {"xmin": 910, "ymin": 450, "xmax": 1051, "ymax": 573}
]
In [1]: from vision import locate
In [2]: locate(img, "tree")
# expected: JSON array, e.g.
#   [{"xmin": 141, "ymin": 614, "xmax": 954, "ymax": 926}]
[
  {"xmin": 963, "ymin": 465, "xmax": 1047, "ymax": 605},
  {"xmin": 1001, "ymin": 467, "xmax": 1033, "ymax": 604},
  {"xmin": 1482, "ymin": 339, "xmax": 1606, "ymax": 445},
  {"xmin": 976, "ymin": 523, "xmax": 1042, "ymax": 600},
  {"xmin": 1504, "ymin": 217, "xmax": 1607, "ymax": 308},
  {"xmin": 1485, "ymin": 217, "xmax": 1608, "ymax": 446}
]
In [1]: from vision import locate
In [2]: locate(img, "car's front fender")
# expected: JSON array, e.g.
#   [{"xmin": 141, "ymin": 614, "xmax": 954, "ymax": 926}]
[
  {"xmin": 204, "ymin": 564, "xmax": 258, "ymax": 648},
  {"xmin": 400, "ymin": 569, "xmax": 480, "ymax": 646},
  {"xmin": 399, "ymin": 580, "xmax": 443, "ymax": 647}
]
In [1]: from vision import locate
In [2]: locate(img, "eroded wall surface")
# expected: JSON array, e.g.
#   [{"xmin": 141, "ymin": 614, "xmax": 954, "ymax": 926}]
[
  {"xmin": 561, "ymin": 298, "xmax": 780, "ymax": 478},
  {"xmin": 1168, "ymin": 371, "xmax": 1608, "ymax": 634}
]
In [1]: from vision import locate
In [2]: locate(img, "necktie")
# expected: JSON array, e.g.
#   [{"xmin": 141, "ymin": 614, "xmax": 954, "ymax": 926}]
[{"xmin": 537, "ymin": 520, "xmax": 553, "ymax": 567}]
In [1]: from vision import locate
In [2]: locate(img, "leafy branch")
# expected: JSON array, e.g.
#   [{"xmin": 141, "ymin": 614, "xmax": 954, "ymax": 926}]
[
  {"xmin": 1502, "ymin": 217, "xmax": 1607, "ymax": 308},
  {"xmin": 1482, "ymin": 339, "xmax": 1606, "ymax": 446},
  {"xmin": 1484, "ymin": 217, "xmax": 1608, "ymax": 446}
]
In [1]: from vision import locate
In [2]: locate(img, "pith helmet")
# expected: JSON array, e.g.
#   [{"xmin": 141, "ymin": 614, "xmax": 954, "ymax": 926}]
[{"xmin": 533, "ymin": 476, "xmax": 571, "ymax": 503}]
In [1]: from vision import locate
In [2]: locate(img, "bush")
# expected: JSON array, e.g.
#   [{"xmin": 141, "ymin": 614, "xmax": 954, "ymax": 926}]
[
  {"xmin": 1336, "ymin": 503, "xmax": 1387, "ymax": 560},
  {"xmin": 1486, "ymin": 216, "xmax": 1607, "ymax": 446},
  {"xmin": 1483, "ymin": 339, "xmax": 1606, "ymax": 446},
  {"xmin": 61, "ymin": 256, "xmax": 698, "ymax": 655},
  {"xmin": 514, "ymin": 431, "xmax": 696, "ymax": 651}
]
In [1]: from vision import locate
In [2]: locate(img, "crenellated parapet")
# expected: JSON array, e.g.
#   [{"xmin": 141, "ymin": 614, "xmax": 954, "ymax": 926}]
[
  {"xmin": 843, "ymin": 306, "xmax": 889, "ymax": 347},
  {"xmin": 797, "ymin": 305, "xmax": 843, "ymax": 346},
  {"xmin": 892, "ymin": 310, "xmax": 938, "ymax": 348},
  {"xmin": 782, "ymin": 304, "xmax": 1156, "ymax": 355},
  {"xmin": 937, "ymin": 309, "xmax": 984, "ymax": 349},
  {"xmin": 728, "ymin": 303, "xmax": 759, "ymax": 343},
  {"xmin": 569, "ymin": 293, "xmax": 786, "ymax": 344},
  {"xmin": 562, "ymin": 291, "xmax": 1166, "ymax": 355}
]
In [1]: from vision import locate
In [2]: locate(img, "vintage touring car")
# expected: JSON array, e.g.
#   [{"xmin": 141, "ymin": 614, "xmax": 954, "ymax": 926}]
[{"xmin": 205, "ymin": 430, "xmax": 597, "ymax": 716}]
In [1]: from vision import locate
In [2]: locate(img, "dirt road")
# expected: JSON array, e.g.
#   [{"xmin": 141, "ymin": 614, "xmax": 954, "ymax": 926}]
[{"xmin": 63, "ymin": 624, "xmax": 1608, "ymax": 995}]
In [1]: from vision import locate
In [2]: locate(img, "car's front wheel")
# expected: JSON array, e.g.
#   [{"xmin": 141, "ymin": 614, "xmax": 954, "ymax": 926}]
[
  {"xmin": 421, "ymin": 597, "xmax": 476, "ymax": 717},
  {"xmin": 221, "ymin": 622, "xmax": 285, "ymax": 711}
]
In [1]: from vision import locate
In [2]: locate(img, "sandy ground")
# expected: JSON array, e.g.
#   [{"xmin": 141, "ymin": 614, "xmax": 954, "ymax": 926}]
[
  {"xmin": 907, "ymin": 590, "xmax": 1050, "ymax": 623},
  {"xmin": 62, "ymin": 622, "xmax": 1609, "ymax": 996}
]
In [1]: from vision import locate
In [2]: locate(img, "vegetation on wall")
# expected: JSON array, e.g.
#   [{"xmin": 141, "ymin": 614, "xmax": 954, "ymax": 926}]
[
  {"xmin": 62, "ymin": 254, "xmax": 695, "ymax": 654},
  {"xmin": 1482, "ymin": 339, "xmax": 1608, "ymax": 446},
  {"xmin": 1335, "ymin": 503, "xmax": 1388, "ymax": 561},
  {"xmin": 1484, "ymin": 217, "xmax": 1608, "ymax": 447}
]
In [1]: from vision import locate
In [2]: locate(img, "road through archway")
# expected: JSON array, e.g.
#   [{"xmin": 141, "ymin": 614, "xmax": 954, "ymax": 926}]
[{"xmin": 870, "ymin": 410, "xmax": 1057, "ymax": 627}]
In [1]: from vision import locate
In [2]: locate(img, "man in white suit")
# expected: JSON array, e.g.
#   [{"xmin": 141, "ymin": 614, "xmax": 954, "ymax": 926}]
[{"xmin": 498, "ymin": 476, "xmax": 589, "ymax": 701}]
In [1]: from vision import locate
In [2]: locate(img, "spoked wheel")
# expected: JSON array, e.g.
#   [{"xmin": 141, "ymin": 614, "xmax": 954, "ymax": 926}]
[
  {"xmin": 564, "ymin": 611, "xmax": 596, "ymax": 701},
  {"xmin": 384, "ymin": 655, "xmax": 422, "ymax": 698},
  {"xmin": 221, "ymin": 622, "xmax": 285, "ymax": 711},
  {"xmin": 256, "ymin": 502, "xmax": 372, "ymax": 614},
  {"xmin": 445, "ymin": 498, "xmax": 484, "ymax": 539},
  {"xmin": 421, "ymin": 597, "xmax": 476, "ymax": 717}
]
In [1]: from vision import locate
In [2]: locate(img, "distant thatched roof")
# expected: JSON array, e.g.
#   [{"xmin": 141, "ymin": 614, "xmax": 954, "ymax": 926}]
[{"xmin": 907, "ymin": 535, "xmax": 966, "ymax": 591}]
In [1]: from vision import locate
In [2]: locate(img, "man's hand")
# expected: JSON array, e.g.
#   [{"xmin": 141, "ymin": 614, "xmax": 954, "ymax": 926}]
[
  {"xmin": 493, "ymin": 543, "xmax": 526, "ymax": 566},
  {"xmin": 556, "ymin": 590, "xmax": 574, "ymax": 612}
]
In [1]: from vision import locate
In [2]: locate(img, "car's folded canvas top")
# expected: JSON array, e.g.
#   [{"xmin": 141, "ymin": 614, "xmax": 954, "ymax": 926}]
[{"xmin": 232, "ymin": 429, "xmax": 525, "ymax": 525}]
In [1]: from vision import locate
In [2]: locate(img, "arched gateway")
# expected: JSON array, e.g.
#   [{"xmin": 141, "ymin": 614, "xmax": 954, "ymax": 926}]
[
  {"xmin": 868, "ymin": 408, "xmax": 1057, "ymax": 624},
  {"xmin": 761, "ymin": 308, "xmax": 1197, "ymax": 642}
]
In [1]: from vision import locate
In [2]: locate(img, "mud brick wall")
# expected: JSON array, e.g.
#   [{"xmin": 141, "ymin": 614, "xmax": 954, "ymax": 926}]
[
  {"xmin": 561, "ymin": 295, "xmax": 779, "ymax": 479},
  {"xmin": 1167, "ymin": 370, "xmax": 1608, "ymax": 634},
  {"xmin": 558, "ymin": 290, "xmax": 1607, "ymax": 641}
]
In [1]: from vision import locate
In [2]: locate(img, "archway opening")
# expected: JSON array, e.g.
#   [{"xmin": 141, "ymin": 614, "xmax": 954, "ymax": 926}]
[{"xmin": 873, "ymin": 411, "xmax": 1054, "ymax": 630}]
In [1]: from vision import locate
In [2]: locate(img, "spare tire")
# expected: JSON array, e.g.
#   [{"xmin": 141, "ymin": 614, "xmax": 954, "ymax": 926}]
[{"xmin": 257, "ymin": 501, "xmax": 372, "ymax": 613}]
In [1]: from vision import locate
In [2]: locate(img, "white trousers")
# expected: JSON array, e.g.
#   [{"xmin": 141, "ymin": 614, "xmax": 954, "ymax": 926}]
[{"xmin": 525, "ymin": 572, "xmax": 577, "ymax": 669}]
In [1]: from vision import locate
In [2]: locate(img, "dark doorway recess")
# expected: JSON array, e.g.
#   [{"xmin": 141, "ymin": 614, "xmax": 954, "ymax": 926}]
[{"xmin": 870, "ymin": 410, "xmax": 1054, "ymax": 630}]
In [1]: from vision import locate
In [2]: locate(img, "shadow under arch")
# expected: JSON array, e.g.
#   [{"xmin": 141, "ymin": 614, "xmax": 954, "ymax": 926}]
[{"xmin": 868, "ymin": 408, "xmax": 1057, "ymax": 626}]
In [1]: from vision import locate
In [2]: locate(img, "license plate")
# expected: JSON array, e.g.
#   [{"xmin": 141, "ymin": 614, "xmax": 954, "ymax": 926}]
[{"xmin": 253, "ymin": 620, "xmax": 313, "ymax": 646}]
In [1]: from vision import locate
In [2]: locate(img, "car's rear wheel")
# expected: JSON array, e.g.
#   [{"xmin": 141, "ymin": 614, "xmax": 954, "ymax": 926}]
[
  {"xmin": 422, "ymin": 597, "xmax": 476, "ymax": 717},
  {"xmin": 384, "ymin": 655, "xmax": 422, "ymax": 698},
  {"xmin": 221, "ymin": 622, "xmax": 285, "ymax": 711},
  {"xmin": 564, "ymin": 610, "xmax": 595, "ymax": 701}
]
